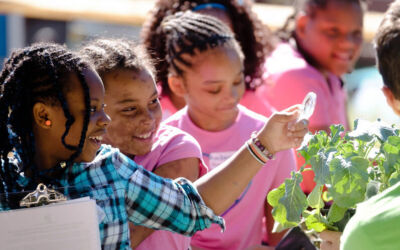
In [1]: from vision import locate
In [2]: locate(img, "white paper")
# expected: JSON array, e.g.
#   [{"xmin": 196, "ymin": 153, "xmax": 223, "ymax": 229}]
[{"xmin": 0, "ymin": 197, "xmax": 101, "ymax": 250}]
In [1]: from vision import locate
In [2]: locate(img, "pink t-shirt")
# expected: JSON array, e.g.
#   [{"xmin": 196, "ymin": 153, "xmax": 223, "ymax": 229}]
[
  {"xmin": 256, "ymin": 42, "xmax": 348, "ymax": 194},
  {"xmin": 160, "ymin": 90, "xmax": 275, "ymax": 121},
  {"xmin": 134, "ymin": 124, "xmax": 207, "ymax": 250},
  {"xmin": 164, "ymin": 105, "xmax": 296, "ymax": 250},
  {"xmin": 256, "ymin": 43, "xmax": 348, "ymax": 129}
]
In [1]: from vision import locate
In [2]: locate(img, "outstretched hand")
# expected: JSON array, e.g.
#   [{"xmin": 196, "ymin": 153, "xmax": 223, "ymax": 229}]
[{"xmin": 257, "ymin": 105, "xmax": 309, "ymax": 154}]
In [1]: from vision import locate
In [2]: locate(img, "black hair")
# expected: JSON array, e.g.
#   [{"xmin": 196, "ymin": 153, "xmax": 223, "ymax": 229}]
[
  {"xmin": 79, "ymin": 38, "xmax": 155, "ymax": 83},
  {"xmin": 0, "ymin": 43, "xmax": 92, "ymax": 207},
  {"xmin": 159, "ymin": 11, "xmax": 243, "ymax": 89},
  {"xmin": 141, "ymin": 0, "xmax": 274, "ymax": 93},
  {"xmin": 375, "ymin": 0, "xmax": 400, "ymax": 99},
  {"xmin": 277, "ymin": 0, "xmax": 366, "ymax": 41}
]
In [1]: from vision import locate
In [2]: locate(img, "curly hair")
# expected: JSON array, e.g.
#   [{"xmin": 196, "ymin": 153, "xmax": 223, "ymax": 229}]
[
  {"xmin": 141, "ymin": 0, "xmax": 275, "ymax": 94},
  {"xmin": 0, "ymin": 43, "xmax": 91, "ymax": 206},
  {"xmin": 277, "ymin": 0, "xmax": 367, "ymax": 41},
  {"xmin": 79, "ymin": 38, "xmax": 155, "ymax": 82}
]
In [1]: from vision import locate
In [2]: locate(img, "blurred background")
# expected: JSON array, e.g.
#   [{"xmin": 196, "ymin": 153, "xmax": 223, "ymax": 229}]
[{"xmin": 0, "ymin": 0, "xmax": 398, "ymax": 127}]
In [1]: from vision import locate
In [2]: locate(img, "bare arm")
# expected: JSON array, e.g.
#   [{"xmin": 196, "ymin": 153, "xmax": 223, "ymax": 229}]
[
  {"xmin": 195, "ymin": 106, "xmax": 308, "ymax": 215},
  {"xmin": 130, "ymin": 157, "xmax": 200, "ymax": 248}
]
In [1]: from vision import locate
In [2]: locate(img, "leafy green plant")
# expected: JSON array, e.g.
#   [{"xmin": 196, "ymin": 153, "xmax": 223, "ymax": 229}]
[{"xmin": 267, "ymin": 119, "xmax": 400, "ymax": 233}]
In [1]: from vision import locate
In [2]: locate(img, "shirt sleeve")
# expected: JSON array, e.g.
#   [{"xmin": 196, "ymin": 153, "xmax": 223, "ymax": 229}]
[
  {"xmin": 116, "ymin": 152, "xmax": 225, "ymax": 236},
  {"xmin": 156, "ymin": 126, "xmax": 208, "ymax": 176}
]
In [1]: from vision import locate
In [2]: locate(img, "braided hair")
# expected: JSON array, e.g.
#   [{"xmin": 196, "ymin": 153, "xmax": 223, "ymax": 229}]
[
  {"xmin": 277, "ymin": 0, "xmax": 367, "ymax": 41},
  {"xmin": 156, "ymin": 11, "xmax": 243, "ymax": 93},
  {"xmin": 0, "ymin": 43, "xmax": 92, "ymax": 206},
  {"xmin": 79, "ymin": 38, "xmax": 155, "ymax": 82},
  {"xmin": 141, "ymin": 0, "xmax": 274, "ymax": 94}
]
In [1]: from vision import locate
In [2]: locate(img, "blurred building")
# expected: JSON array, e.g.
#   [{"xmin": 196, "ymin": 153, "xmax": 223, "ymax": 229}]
[{"xmin": 0, "ymin": 0, "xmax": 396, "ymax": 125}]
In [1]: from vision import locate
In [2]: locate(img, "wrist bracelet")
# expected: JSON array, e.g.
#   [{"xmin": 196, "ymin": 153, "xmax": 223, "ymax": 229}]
[
  {"xmin": 246, "ymin": 141, "xmax": 267, "ymax": 165},
  {"xmin": 250, "ymin": 132, "xmax": 275, "ymax": 160}
]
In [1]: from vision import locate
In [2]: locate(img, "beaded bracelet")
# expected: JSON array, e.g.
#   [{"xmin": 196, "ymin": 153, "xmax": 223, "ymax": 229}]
[
  {"xmin": 246, "ymin": 142, "xmax": 266, "ymax": 165},
  {"xmin": 247, "ymin": 132, "xmax": 275, "ymax": 164}
]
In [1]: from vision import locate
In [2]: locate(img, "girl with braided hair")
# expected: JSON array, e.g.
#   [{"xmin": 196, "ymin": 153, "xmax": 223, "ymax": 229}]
[
  {"xmin": 141, "ymin": 0, "xmax": 276, "ymax": 120},
  {"xmin": 0, "ymin": 43, "xmax": 308, "ymax": 249},
  {"xmin": 160, "ymin": 11, "xmax": 297, "ymax": 249},
  {"xmin": 256, "ymin": 0, "xmax": 364, "ymax": 194},
  {"xmin": 80, "ymin": 38, "xmax": 207, "ymax": 249}
]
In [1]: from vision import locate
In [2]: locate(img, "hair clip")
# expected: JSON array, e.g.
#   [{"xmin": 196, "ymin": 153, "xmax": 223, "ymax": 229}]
[{"xmin": 20, "ymin": 183, "xmax": 67, "ymax": 208}]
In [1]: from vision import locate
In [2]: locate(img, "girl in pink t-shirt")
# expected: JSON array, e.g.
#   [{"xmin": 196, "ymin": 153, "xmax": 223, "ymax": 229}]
[
  {"xmin": 80, "ymin": 39, "xmax": 207, "ymax": 250},
  {"xmin": 256, "ymin": 0, "xmax": 364, "ymax": 193},
  {"xmin": 142, "ymin": 0, "xmax": 276, "ymax": 120},
  {"xmin": 159, "ymin": 11, "xmax": 297, "ymax": 249}
]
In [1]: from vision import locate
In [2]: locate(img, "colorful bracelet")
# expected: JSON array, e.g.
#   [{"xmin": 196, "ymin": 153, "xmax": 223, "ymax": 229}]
[
  {"xmin": 250, "ymin": 132, "xmax": 275, "ymax": 160},
  {"xmin": 246, "ymin": 142, "xmax": 267, "ymax": 165}
]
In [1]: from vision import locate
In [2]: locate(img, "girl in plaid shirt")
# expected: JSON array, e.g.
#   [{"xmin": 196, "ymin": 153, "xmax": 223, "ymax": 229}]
[{"xmin": 0, "ymin": 43, "xmax": 308, "ymax": 249}]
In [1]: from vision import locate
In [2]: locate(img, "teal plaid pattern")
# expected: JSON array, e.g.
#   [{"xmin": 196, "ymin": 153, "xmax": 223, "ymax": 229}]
[{"xmin": 0, "ymin": 145, "xmax": 224, "ymax": 249}]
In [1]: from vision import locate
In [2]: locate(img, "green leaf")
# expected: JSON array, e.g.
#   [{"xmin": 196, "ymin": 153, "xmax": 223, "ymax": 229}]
[
  {"xmin": 307, "ymin": 184, "xmax": 324, "ymax": 209},
  {"xmin": 267, "ymin": 183, "xmax": 285, "ymax": 207},
  {"xmin": 329, "ymin": 124, "xmax": 345, "ymax": 146},
  {"xmin": 328, "ymin": 156, "xmax": 369, "ymax": 208},
  {"xmin": 348, "ymin": 119, "xmax": 399, "ymax": 142},
  {"xmin": 365, "ymin": 180, "xmax": 380, "ymax": 199},
  {"xmin": 267, "ymin": 182, "xmax": 300, "ymax": 232},
  {"xmin": 382, "ymin": 136, "xmax": 400, "ymax": 178},
  {"xmin": 388, "ymin": 171, "xmax": 400, "ymax": 187},
  {"xmin": 279, "ymin": 172, "xmax": 308, "ymax": 223},
  {"xmin": 327, "ymin": 202, "xmax": 347, "ymax": 224},
  {"xmin": 304, "ymin": 209, "xmax": 328, "ymax": 232},
  {"xmin": 310, "ymin": 150, "xmax": 334, "ymax": 186}
]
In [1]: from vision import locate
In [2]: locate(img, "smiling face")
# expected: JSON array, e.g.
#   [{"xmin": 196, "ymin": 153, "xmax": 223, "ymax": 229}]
[
  {"xmin": 180, "ymin": 45, "xmax": 245, "ymax": 131},
  {"xmin": 296, "ymin": 0, "xmax": 363, "ymax": 76},
  {"xmin": 102, "ymin": 68, "xmax": 162, "ymax": 156},
  {"xmin": 44, "ymin": 68, "xmax": 110, "ymax": 164}
]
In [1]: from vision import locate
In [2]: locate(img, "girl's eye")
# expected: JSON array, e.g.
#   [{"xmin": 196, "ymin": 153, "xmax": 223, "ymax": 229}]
[
  {"xmin": 233, "ymin": 78, "xmax": 244, "ymax": 86},
  {"xmin": 90, "ymin": 106, "xmax": 97, "ymax": 113},
  {"xmin": 207, "ymin": 88, "xmax": 221, "ymax": 94},
  {"xmin": 150, "ymin": 98, "xmax": 160, "ymax": 105},
  {"xmin": 325, "ymin": 29, "xmax": 339, "ymax": 38},
  {"xmin": 122, "ymin": 107, "xmax": 137, "ymax": 113}
]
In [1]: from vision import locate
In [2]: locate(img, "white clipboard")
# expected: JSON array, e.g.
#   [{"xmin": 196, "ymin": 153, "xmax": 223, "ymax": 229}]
[{"xmin": 0, "ymin": 184, "xmax": 101, "ymax": 250}]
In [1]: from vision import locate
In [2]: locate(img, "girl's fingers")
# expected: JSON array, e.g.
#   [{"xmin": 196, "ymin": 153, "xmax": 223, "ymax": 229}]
[
  {"xmin": 288, "ymin": 118, "xmax": 309, "ymax": 132},
  {"xmin": 281, "ymin": 104, "xmax": 302, "ymax": 113},
  {"xmin": 287, "ymin": 128, "xmax": 309, "ymax": 138}
]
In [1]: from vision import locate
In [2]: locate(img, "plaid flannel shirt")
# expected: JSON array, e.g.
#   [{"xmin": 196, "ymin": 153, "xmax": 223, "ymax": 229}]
[{"xmin": 0, "ymin": 145, "xmax": 225, "ymax": 249}]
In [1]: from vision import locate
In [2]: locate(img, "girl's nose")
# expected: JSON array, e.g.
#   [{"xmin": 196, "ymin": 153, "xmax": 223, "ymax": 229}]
[
  {"xmin": 98, "ymin": 110, "xmax": 111, "ymax": 128},
  {"xmin": 226, "ymin": 86, "xmax": 241, "ymax": 102},
  {"xmin": 141, "ymin": 108, "xmax": 154, "ymax": 125},
  {"xmin": 340, "ymin": 32, "xmax": 362, "ymax": 48}
]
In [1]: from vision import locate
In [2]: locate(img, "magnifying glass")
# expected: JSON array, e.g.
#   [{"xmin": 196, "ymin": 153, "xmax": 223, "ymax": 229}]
[{"xmin": 298, "ymin": 92, "xmax": 317, "ymax": 121}]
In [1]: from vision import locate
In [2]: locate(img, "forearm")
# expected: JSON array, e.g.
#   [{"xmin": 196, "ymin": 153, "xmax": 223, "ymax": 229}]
[{"xmin": 195, "ymin": 144, "xmax": 263, "ymax": 214}]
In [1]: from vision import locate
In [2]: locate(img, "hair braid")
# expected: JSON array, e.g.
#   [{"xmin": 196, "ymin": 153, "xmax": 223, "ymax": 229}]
[
  {"xmin": 161, "ymin": 11, "xmax": 242, "ymax": 80},
  {"xmin": 141, "ymin": 0, "xmax": 275, "ymax": 92},
  {"xmin": 0, "ymin": 43, "xmax": 92, "ymax": 204}
]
